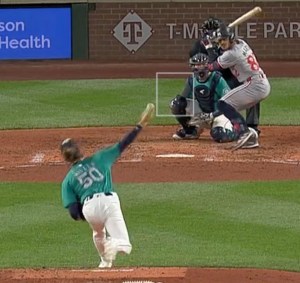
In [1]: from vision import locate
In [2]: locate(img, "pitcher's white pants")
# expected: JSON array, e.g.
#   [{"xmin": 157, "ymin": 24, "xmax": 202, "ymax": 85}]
[{"xmin": 82, "ymin": 192, "xmax": 132, "ymax": 259}]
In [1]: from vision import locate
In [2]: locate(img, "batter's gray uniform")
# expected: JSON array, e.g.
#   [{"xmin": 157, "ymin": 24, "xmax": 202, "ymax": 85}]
[
  {"xmin": 190, "ymin": 17, "xmax": 261, "ymax": 134},
  {"xmin": 206, "ymin": 22, "xmax": 271, "ymax": 149},
  {"xmin": 217, "ymin": 39, "xmax": 270, "ymax": 110}
]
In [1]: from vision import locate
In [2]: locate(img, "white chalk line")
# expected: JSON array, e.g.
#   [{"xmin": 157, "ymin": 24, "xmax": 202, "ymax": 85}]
[
  {"xmin": 156, "ymin": 154, "xmax": 194, "ymax": 158},
  {"xmin": 0, "ymin": 150, "xmax": 143, "ymax": 170},
  {"xmin": 119, "ymin": 158, "xmax": 142, "ymax": 163},
  {"xmin": 0, "ymin": 151, "xmax": 299, "ymax": 171},
  {"xmin": 71, "ymin": 268, "xmax": 134, "ymax": 272},
  {"xmin": 0, "ymin": 158, "xmax": 298, "ymax": 171},
  {"xmin": 155, "ymin": 153, "xmax": 300, "ymax": 165},
  {"xmin": 31, "ymin": 153, "xmax": 45, "ymax": 163}
]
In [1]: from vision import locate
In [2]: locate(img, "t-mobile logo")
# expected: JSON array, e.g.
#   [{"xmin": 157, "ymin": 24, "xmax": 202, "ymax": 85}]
[
  {"xmin": 112, "ymin": 10, "xmax": 153, "ymax": 53},
  {"xmin": 123, "ymin": 21, "xmax": 142, "ymax": 44}
]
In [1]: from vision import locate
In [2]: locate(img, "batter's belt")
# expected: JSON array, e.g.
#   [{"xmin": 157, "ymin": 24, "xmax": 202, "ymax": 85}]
[{"xmin": 246, "ymin": 72, "xmax": 265, "ymax": 82}]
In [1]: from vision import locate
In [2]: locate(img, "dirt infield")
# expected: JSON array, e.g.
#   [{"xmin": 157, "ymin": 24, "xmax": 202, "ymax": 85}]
[
  {"xmin": 0, "ymin": 61, "xmax": 299, "ymax": 283},
  {"xmin": 2, "ymin": 267, "xmax": 300, "ymax": 283},
  {"xmin": 0, "ymin": 126, "xmax": 299, "ymax": 183}
]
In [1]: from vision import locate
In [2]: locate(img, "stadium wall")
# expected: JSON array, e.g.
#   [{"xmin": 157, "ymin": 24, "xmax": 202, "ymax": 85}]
[{"xmin": 0, "ymin": 1, "xmax": 299, "ymax": 61}]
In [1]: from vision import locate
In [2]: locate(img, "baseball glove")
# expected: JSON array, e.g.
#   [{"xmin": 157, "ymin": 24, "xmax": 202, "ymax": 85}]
[
  {"xmin": 189, "ymin": 112, "xmax": 213, "ymax": 126},
  {"xmin": 139, "ymin": 103, "xmax": 155, "ymax": 127}
]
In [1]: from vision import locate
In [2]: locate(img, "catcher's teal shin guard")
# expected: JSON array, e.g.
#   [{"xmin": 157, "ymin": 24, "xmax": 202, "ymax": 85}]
[
  {"xmin": 217, "ymin": 100, "xmax": 248, "ymax": 134},
  {"xmin": 210, "ymin": 127, "xmax": 237, "ymax": 143}
]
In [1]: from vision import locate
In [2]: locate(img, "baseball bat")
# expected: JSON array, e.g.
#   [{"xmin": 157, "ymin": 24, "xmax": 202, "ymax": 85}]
[{"xmin": 228, "ymin": 6, "xmax": 262, "ymax": 28}]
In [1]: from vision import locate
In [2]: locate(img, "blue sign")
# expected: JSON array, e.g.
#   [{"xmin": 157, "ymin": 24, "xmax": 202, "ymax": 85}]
[{"xmin": 0, "ymin": 7, "xmax": 71, "ymax": 60}]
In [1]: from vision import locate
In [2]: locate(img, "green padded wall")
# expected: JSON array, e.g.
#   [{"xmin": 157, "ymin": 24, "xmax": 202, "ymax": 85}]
[{"xmin": 71, "ymin": 3, "xmax": 89, "ymax": 59}]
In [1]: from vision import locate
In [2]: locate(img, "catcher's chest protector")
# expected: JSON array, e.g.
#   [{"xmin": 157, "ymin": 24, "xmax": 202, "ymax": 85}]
[{"xmin": 190, "ymin": 73, "xmax": 220, "ymax": 113}]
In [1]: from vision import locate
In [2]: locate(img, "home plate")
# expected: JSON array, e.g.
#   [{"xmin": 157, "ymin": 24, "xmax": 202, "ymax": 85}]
[
  {"xmin": 72, "ymin": 269, "xmax": 134, "ymax": 272},
  {"xmin": 156, "ymin": 154, "xmax": 194, "ymax": 158}
]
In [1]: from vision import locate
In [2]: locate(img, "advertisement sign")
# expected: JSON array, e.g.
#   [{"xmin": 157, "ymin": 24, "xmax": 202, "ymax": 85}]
[{"xmin": 0, "ymin": 7, "xmax": 71, "ymax": 60}]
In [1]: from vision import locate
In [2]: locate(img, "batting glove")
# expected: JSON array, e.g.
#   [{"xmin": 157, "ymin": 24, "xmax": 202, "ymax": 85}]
[{"xmin": 201, "ymin": 35, "xmax": 213, "ymax": 50}]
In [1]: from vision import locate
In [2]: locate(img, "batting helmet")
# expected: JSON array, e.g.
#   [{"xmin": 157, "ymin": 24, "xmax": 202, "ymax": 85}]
[
  {"xmin": 213, "ymin": 23, "xmax": 235, "ymax": 41},
  {"xmin": 60, "ymin": 138, "xmax": 82, "ymax": 163},
  {"xmin": 189, "ymin": 53, "xmax": 210, "ymax": 82}
]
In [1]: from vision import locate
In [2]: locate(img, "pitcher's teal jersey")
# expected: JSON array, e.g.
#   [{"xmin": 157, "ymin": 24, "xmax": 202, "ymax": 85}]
[
  {"xmin": 182, "ymin": 71, "xmax": 230, "ymax": 113},
  {"xmin": 62, "ymin": 143, "xmax": 120, "ymax": 208}
]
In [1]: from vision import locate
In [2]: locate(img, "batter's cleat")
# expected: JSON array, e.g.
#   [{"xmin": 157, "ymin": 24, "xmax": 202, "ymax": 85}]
[
  {"xmin": 99, "ymin": 259, "xmax": 112, "ymax": 268},
  {"xmin": 247, "ymin": 125, "xmax": 261, "ymax": 136},
  {"xmin": 172, "ymin": 128, "xmax": 200, "ymax": 140},
  {"xmin": 254, "ymin": 128, "xmax": 261, "ymax": 136},
  {"xmin": 231, "ymin": 129, "xmax": 254, "ymax": 151},
  {"xmin": 241, "ymin": 127, "xmax": 259, "ymax": 149}
]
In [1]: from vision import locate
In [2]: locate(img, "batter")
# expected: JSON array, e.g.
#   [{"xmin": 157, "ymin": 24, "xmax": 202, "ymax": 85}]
[
  {"xmin": 189, "ymin": 17, "xmax": 261, "ymax": 136},
  {"xmin": 204, "ymin": 23, "xmax": 270, "ymax": 149}
]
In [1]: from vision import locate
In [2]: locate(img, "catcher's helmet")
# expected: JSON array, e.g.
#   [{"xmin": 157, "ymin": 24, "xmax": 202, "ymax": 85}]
[
  {"xmin": 189, "ymin": 53, "xmax": 210, "ymax": 82},
  {"xmin": 189, "ymin": 52, "xmax": 209, "ymax": 66},
  {"xmin": 60, "ymin": 138, "xmax": 82, "ymax": 163}
]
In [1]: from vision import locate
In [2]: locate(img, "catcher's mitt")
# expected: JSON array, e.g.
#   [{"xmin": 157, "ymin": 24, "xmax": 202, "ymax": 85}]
[
  {"xmin": 139, "ymin": 103, "xmax": 155, "ymax": 127},
  {"xmin": 189, "ymin": 112, "xmax": 213, "ymax": 126}
]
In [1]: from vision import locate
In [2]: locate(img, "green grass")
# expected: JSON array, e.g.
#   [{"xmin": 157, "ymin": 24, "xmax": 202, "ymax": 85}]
[
  {"xmin": 1, "ymin": 181, "xmax": 300, "ymax": 271},
  {"xmin": 0, "ymin": 78, "xmax": 299, "ymax": 129},
  {"xmin": 1, "ymin": 77, "xmax": 300, "ymax": 272}
]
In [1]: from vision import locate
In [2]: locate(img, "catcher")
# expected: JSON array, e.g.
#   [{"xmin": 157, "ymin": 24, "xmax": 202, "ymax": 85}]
[
  {"xmin": 189, "ymin": 17, "xmax": 261, "ymax": 136},
  {"xmin": 170, "ymin": 52, "xmax": 238, "ymax": 143},
  {"xmin": 60, "ymin": 103, "xmax": 154, "ymax": 268}
]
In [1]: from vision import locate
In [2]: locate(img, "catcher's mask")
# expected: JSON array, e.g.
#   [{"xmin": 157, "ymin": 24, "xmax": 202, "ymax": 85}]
[
  {"xmin": 60, "ymin": 138, "xmax": 82, "ymax": 163},
  {"xmin": 189, "ymin": 53, "xmax": 210, "ymax": 82}
]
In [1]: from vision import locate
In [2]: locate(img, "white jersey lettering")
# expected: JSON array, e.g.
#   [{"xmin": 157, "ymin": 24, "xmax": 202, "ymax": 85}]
[{"xmin": 217, "ymin": 39, "xmax": 263, "ymax": 83}]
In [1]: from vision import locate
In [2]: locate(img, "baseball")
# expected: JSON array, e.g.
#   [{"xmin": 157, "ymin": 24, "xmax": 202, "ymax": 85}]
[
  {"xmin": 147, "ymin": 103, "xmax": 155, "ymax": 118},
  {"xmin": 147, "ymin": 103, "xmax": 155, "ymax": 112},
  {"xmin": 255, "ymin": 6, "xmax": 262, "ymax": 13}
]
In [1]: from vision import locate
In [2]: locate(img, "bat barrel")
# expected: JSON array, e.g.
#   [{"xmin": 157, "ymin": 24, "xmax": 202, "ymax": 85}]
[{"xmin": 228, "ymin": 6, "xmax": 262, "ymax": 28}]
